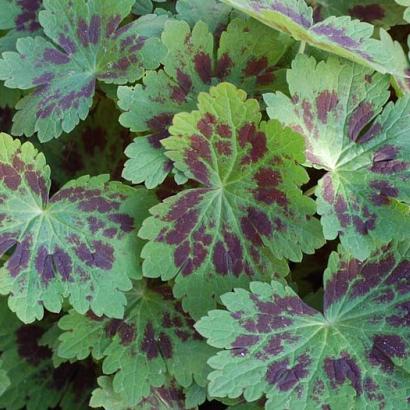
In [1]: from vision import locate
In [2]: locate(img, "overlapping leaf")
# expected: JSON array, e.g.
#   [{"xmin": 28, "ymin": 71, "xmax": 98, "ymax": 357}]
[
  {"xmin": 57, "ymin": 283, "xmax": 214, "ymax": 407},
  {"xmin": 0, "ymin": 0, "xmax": 43, "ymax": 53},
  {"xmin": 139, "ymin": 83, "xmax": 324, "ymax": 319},
  {"xmin": 265, "ymin": 55, "xmax": 410, "ymax": 260},
  {"xmin": 36, "ymin": 98, "xmax": 131, "ymax": 187},
  {"xmin": 221, "ymin": 0, "xmax": 409, "ymax": 80},
  {"xmin": 0, "ymin": 0, "xmax": 167, "ymax": 141},
  {"xmin": 118, "ymin": 18, "xmax": 294, "ymax": 188},
  {"xmin": 197, "ymin": 242, "xmax": 410, "ymax": 409},
  {"xmin": 0, "ymin": 299, "xmax": 97, "ymax": 410},
  {"xmin": 314, "ymin": 0, "xmax": 406, "ymax": 28},
  {"xmin": 0, "ymin": 133, "xmax": 157, "ymax": 323},
  {"xmin": 90, "ymin": 376, "xmax": 193, "ymax": 410},
  {"xmin": 395, "ymin": 0, "xmax": 410, "ymax": 22}
]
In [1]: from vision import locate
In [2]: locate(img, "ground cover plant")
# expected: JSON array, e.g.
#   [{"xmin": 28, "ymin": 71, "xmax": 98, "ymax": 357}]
[{"xmin": 0, "ymin": 0, "xmax": 409, "ymax": 409}]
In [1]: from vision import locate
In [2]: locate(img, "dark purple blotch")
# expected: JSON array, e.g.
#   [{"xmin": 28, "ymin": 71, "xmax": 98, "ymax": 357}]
[{"xmin": 324, "ymin": 354, "xmax": 362, "ymax": 394}]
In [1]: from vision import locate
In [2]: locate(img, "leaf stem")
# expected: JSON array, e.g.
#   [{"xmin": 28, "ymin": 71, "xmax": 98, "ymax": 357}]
[
  {"xmin": 298, "ymin": 40, "xmax": 306, "ymax": 54},
  {"xmin": 305, "ymin": 185, "xmax": 317, "ymax": 197}
]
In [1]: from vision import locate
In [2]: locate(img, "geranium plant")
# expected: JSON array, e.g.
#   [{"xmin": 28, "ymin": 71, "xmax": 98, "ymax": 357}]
[{"xmin": 0, "ymin": 1, "xmax": 409, "ymax": 409}]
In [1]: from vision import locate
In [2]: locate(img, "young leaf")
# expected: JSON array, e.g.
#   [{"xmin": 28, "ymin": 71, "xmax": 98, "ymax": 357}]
[
  {"xmin": 0, "ymin": 0, "xmax": 167, "ymax": 141},
  {"xmin": 196, "ymin": 242, "xmax": 410, "ymax": 409},
  {"xmin": 0, "ymin": 299, "xmax": 97, "ymax": 410},
  {"xmin": 0, "ymin": 0, "xmax": 42, "ymax": 53},
  {"xmin": 118, "ymin": 18, "xmax": 294, "ymax": 188},
  {"xmin": 90, "ymin": 376, "xmax": 191, "ymax": 410},
  {"xmin": 36, "ymin": 98, "xmax": 131, "ymax": 187},
  {"xmin": 265, "ymin": 55, "xmax": 410, "ymax": 260},
  {"xmin": 57, "ymin": 283, "xmax": 214, "ymax": 406},
  {"xmin": 139, "ymin": 83, "xmax": 324, "ymax": 319},
  {"xmin": 314, "ymin": 0, "xmax": 406, "ymax": 28},
  {"xmin": 0, "ymin": 133, "xmax": 157, "ymax": 323},
  {"xmin": 221, "ymin": 0, "xmax": 409, "ymax": 80}
]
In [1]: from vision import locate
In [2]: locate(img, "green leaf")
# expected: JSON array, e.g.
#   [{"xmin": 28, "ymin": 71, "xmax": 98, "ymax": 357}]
[
  {"xmin": 139, "ymin": 83, "xmax": 324, "ymax": 319},
  {"xmin": 0, "ymin": 0, "xmax": 167, "ymax": 141},
  {"xmin": 0, "ymin": 0, "xmax": 43, "ymax": 53},
  {"xmin": 0, "ymin": 298, "xmax": 97, "ymax": 410},
  {"xmin": 118, "ymin": 18, "xmax": 294, "ymax": 188},
  {"xmin": 221, "ymin": 0, "xmax": 409, "ymax": 80},
  {"xmin": 395, "ymin": 0, "xmax": 410, "ymax": 22},
  {"xmin": 57, "ymin": 283, "xmax": 214, "ymax": 406},
  {"xmin": 315, "ymin": 0, "xmax": 406, "ymax": 28},
  {"xmin": 176, "ymin": 0, "xmax": 233, "ymax": 33},
  {"xmin": 90, "ymin": 376, "xmax": 192, "ymax": 410},
  {"xmin": 0, "ymin": 133, "xmax": 157, "ymax": 323},
  {"xmin": 265, "ymin": 55, "xmax": 410, "ymax": 260},
  {"xmin": 35, "ymin": 98, "xmax": 131, "ymax": 187},
  {"xmin": 196, "ymin": 242, "xmax": 410, "ymax": 409}
]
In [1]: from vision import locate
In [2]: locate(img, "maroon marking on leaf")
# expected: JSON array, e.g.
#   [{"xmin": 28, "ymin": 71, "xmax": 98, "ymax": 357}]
[
  {"xmin": 363, "ymin": 378, "xmax": 385, "ymax": 403},
  {"xmin": 312, "ymin": 25, "xmax": 360, "ymax": 49},
  {"xmin": 368, "ymin": 335, "xmax": 406, "ymax": 373},
  {"xmin": 241, "ymin": 207, "xmax": 273, "ymax": 246},
  {"xmin": 352, "ymin": 212, "xmax": 376, "ymax": 235},
  {"xmin": 15, "ymin": 0, "xmax": 41, "ymax": 32},
  {"xmin": 324, "ymin": 354, "xmax": 362, "ymax": 394},
  {"xmin": 244, "ymin": 57, "xmax": 268, "ymax": 77},
  {"xmin": 36, "ymin": 246, "xmax": 55, "ymax": 283},
  {"xmin": 369, "ymin": 180, "xmax": 399, "ymax": 205},
  {"xmin": 0, "ymin": 234, "xmax": 17, "ymax": 257},
  {"xmin": 106, "ymin": 15, "xmax": 121, "ymax": 37},
  {"xmin": 387, "ymin": 302, "xmax": 410, "ymax": 327},
  {"xmin": 58, "ymin": 34, "xmax": 77, "ymax": 54},
  {"xmin": 43, "ymin": 48, "xmax": 70, "ymax": 65},
  {"xmin": 322, "ymin": 174, "xmax": 335, "ymax": 203},
  {"xmin": 194, "ymin": 52, "xmax": 212, "ymax": 85},
  {"xmin": 238, "ymin": 124, "xmax": 267, "ymax": 165},
  {"xmin": 74, "ymin": 240, "xmax": 114, "ymax": 270},
  {"xmin": 8, "ymin": 236, "xmax": 32, "ymax": 277},
  {"xmin": 348, "ymin": 102, "xmax": 374, "ymax": 142},
  {"xmin": 53, "ymin": 248, "xmax": 72, "ymax": 281},
  {"xmin": 371, "ymin": 145, "xmax": 409, "ymax": 174},
  {"xmin": 25, "ymin": 170, "xmax": 48, "ymax": 203},
  {"xmin": 78, "ymin": 196, "xmax": 120, "ymax": 213},
  {"xmin": 185, "ymin": 135, "xmax": 212, "ymax": 184},
  {"xmin": 263, "ymin": 333, "xmax": 299, "ymax": 356},
  {"xmin": 216, "ymin": 141, "xmax": 232, "ymax": 156},
  {"xmin": 158, "ymin": 333, "xmax": 173, "ymax": 358},
  {"xmin": 109, "ymin": 214, "xmax": 134, "ymax": 233},
  {"xmin": 33, "ymin": 72, "xmax": 55, "ymax": 85},
  {"xmin": 217, "ymin": 123, "xmax": 232, "ymax": 138},
  {"xmin": 105, "ymin": 319, "xmax": 136, "ymax": 345},
  {"xmin": 197, "ymin": 113, "xmax": 216, "ymax": 138},
  {"xmin": 147, "ymin": 113, "xmax": 173, "ymax": 147},
  {"xmin": 231, "ymin": 335, "xmax": 260, "ymax": 356},
  {"xmin": 0, "ymin": 162, "xmax": 22, "ymax": 190},
  {"xmin": 359, "ymin": 122, "xmax": 381, "ymax": 144},
  {"xmin": 16, "ymin": 325, "xmax": 52, "ymax": 365},
  {"xmin": 349, "ymin": 5, "xmax": 385, "ymax": 23},
  {"xmin": 171, "ymin": 70, "xmax": 192, "ymax": 103},
  {"xmin": 141, "ymin": 322, "xmax": 159, "ymax": 359},
  {"xmin": 212, "ymin": 231, "xmax": 243, "ymax": 276},
  {"xmin": 266, "ymin": 354, "xmax": 311, "ymax": 390},
  {"xmin": 88, "ymin": 216, "xmax": 104, "ymax": 234},
  {"xmin": 386, "ymin": 260, "xmax": 410, "ymax": 289},
  {"xmin": 302, "ymin": 100, "xmax": 314, "ymax": 131},
  {"xmin": 253, "ymin": 168, "xmax": 287, "ymax": 207},
  {"xmin": 215, "ymin": 53, "xmax": 233, "ymax": 80},
  {"xmin": 316, "ymin": 90, "xmax": 338, "ymax": 124},
  {"xmin": 334, "ymin": 196, "xmax": 351, "ymax": 227},
  {"xmin": 88, "ymin": 15, "xmax": 102, "ymax": 45}
]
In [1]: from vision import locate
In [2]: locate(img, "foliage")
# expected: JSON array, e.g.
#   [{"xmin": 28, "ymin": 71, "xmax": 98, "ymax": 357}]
[{"xmin": 0, "ymin": 0, "xmax": 409, "ymax": 409}]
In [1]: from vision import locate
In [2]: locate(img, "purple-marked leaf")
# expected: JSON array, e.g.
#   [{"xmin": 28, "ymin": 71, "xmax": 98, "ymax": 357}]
[
  {"xmin": 221, "ymin": 0, "xmax": 410, "ymax": 81},
  {"xmin": 0, "ymin": 0, "xmax": 43, "ymax": 53},
  {"xmin": 118, "ymin": 18, "xmax": 294, "ymax": 188},
  {"xmin": 0, "ymin": 133, "xmax": 157, "ymax": 323},
  {"xmin": 57, "ymin": 283, "xmax": 214, "ymax": 407},
  {"xmin": 0, "ymin": 0, "xmax": 167, "ymax": 141},
  {"xmin": 196, "ymin": 242, "xmax": 410, "ymax": 409},
  {"xmin": 36, "ymin": 98, "xmax": 132, "ymax": 187},
  {"xmin": 90, "ymin": 376, "xmax": 190, "ymax": 410},
  {"xmin": 139, "ymin": 83, "xmax": 324, "ymax": 319},
  {"xmin": 265, "ymin": 55, "xmax": 410, "ymax": 260},
  {"xmin": 0, "ymin": 298, "xmax": 97, "ymax": 410},
  {"xmin": 314, "ymin": 0, "xmax": 406, "ymax": 29}
]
